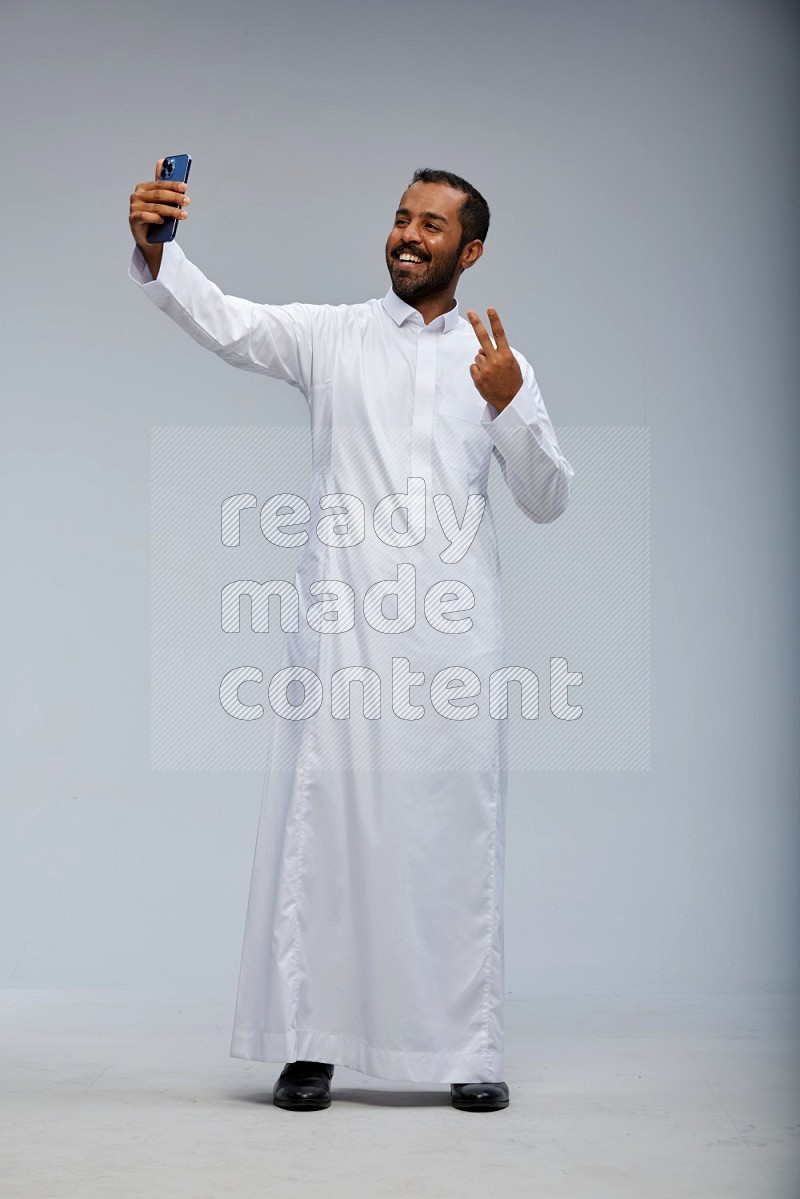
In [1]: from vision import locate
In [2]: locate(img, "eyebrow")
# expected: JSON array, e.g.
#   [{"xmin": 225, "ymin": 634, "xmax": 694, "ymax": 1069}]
[{"xmin": 395, "ymin": 207, "xmax": 449, "ymax": 224}]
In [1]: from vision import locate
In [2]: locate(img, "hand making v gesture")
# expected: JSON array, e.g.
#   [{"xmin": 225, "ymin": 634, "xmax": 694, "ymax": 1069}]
[{"xmin": 467, "ymin": 308, "xmax": 524, "ymax": 414}]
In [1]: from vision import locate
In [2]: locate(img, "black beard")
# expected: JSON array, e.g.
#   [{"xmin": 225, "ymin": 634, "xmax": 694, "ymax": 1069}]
[{"xmin": 386, "ymin": 245, "xmax": 462, "ymax": 302}]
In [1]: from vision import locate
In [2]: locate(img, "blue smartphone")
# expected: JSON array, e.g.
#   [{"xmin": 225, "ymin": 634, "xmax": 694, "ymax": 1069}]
[{"xmin": 146, "ymin": 154, "xmax": 192, "ymax": 244}]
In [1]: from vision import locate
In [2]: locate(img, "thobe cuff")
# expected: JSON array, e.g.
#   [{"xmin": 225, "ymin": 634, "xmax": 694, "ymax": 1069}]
[
  {"xmin": 479, "ymin": 379, "xmax": 542, "ymax": 437},
  {"xmin": 128, "ymin": 238, "xmax": 186, "ymax": 296}
]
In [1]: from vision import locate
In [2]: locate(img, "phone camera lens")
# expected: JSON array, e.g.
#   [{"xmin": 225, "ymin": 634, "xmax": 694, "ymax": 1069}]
[{"xmin": 162, "ymin": 159, "xmax": 175, "ymax": 178}]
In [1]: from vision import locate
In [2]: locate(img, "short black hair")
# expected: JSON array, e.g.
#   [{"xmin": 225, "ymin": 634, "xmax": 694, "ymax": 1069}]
[{"xmin": 409, "ymin": 168, "xmax": 490, "ymax": 252}]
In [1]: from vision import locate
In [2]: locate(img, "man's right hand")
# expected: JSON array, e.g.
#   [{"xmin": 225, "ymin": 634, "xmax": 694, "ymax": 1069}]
[{"xmin": 128, "ymin": 158, "xmax": 191, "ymax": 279}]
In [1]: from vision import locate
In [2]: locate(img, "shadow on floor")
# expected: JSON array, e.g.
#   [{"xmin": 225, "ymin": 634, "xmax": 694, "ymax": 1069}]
[{"xmin": 232, "ymin": 1087, "xmax": 451, "ymax": 1107}]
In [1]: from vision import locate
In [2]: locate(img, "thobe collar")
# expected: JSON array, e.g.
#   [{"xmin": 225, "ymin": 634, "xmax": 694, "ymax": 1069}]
[{"xmin": 381, "ymin": 287, "xmax": 461, "ymax": 334}]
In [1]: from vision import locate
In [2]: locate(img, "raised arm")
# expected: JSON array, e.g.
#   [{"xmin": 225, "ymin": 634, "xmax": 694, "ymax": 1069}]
[{"xmin": 128, "ymin": 160, "xmax": 314, "ymax": 394}]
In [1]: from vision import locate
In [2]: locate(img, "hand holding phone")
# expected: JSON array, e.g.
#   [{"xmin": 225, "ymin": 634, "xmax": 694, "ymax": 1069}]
[
  {"xmin": 145, "ymin": 154, "xmax": 192, "ymax": 244},
  {"xmin": 129, "ymin": 156, "xmax": 192, "ymax": 260}
]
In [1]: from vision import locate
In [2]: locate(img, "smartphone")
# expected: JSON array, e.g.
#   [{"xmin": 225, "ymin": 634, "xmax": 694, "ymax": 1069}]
[{"xmin": 146, "ymin": 154, "xmax": 192, "ymax": 244}]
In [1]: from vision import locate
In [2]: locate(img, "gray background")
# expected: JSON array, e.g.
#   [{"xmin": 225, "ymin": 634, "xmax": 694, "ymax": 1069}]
[{"xmin": 1, "ymin": 0, "xmax": 797, "ymax": 997}]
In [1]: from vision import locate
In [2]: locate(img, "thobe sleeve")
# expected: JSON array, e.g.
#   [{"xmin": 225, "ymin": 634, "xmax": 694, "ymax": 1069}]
[
  {"xmin": 128, "ymin": 240, "xmax": 314, "ymax": 396},
  {"xmin": 479, "ymin": 349, "xmax": 574, "ymax": 523}
]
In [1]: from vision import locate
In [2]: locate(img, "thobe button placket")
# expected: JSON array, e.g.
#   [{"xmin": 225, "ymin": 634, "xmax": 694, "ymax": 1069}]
[{"xmin": 410, "ymin": 324, "xmax": 438, "ymax": 529}]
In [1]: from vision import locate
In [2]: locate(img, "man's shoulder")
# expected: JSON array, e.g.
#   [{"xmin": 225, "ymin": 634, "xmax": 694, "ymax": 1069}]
[
  {"xmin": 288, "ymin": 296, "xmax": 387, "ymax": 334},
  {"xmin": 292, "ymin": 296, "xmax": 382, "ymax": 314},
  {"xmin": 326, "ymin": 296, "xmax": 385, "ymax": 319}
]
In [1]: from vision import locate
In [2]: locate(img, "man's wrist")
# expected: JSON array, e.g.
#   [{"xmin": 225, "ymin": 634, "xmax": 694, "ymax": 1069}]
[
  {"xmin": 139, "ymin": 241, "xmax": 163, "ymax": 280},
  {"xmin": 486, "ymin": 392, "xmax": 515, "ymax": 415}
]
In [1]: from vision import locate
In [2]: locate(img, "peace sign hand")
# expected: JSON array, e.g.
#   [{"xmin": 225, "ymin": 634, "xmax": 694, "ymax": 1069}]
[{"xmin": 467, "ymin": 308, "xmax": 523, "ymax": 413}]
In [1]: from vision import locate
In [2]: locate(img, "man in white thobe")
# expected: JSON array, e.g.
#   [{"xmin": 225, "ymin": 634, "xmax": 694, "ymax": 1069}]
[{"xmin": 128, "ymin": 163, "xmax": 574, "ymax": 1112}]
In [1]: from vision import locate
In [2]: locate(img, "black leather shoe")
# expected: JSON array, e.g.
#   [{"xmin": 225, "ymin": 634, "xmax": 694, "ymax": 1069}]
[
  {"xmin": 273, "ymin": 1060, "xmax": 334, "ymax": 1110},
  {"xmin": 450, "ymin": 1080, "xmax": 510, "ymax": 1111}
]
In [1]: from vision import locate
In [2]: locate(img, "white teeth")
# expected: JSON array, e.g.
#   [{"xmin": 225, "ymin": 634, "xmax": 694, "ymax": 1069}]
[{"xmin": 398, "ymin": 254, "xmax": 423, "ymax": 263}]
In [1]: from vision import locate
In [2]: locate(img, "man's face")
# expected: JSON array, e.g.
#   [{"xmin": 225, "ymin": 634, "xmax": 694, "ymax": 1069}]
[{"xmin": 385, "ymin": 181, "xmax": 471, "ymax": 303}]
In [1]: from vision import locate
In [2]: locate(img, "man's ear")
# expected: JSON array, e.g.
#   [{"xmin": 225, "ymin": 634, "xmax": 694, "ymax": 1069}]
[{"xmin": 460, "ymin": 240, "xmax": 484, "ymax": 271}]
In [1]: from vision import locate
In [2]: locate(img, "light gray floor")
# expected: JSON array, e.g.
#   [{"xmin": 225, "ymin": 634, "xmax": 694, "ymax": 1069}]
[{"xmin": 2, "ymin": 990, "xmax": 797, "ymax": 1198}]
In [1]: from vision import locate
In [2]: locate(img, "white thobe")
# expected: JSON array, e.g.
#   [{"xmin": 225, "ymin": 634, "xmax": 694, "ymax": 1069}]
[{"xmin": 129, "ymin": 240, "xmax": 574, "ymax": 1083}]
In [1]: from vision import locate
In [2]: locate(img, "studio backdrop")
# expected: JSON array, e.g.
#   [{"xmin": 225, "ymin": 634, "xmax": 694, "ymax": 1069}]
[{"xmin": 1, "ymin": 0, "xmax": 797, "ymax": 999}]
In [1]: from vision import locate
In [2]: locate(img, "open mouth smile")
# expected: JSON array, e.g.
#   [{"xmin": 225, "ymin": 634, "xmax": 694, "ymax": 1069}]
[{"xmin": 394, "ymin": 251, "xmax": 428, "ymax": 269}]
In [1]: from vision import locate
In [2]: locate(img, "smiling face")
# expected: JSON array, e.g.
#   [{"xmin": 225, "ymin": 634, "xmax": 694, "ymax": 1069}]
[{"xmin": 385, "ymin": 180, "xmax": 483, "ymax": 305}]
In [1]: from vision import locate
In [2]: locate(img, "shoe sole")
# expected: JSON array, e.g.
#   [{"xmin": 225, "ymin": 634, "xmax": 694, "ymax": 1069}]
[
  {"xmin": 451, "ymin": 1098, "xmax": 509, "ymax": 1111},
  {"xmin": 273, "ymin": 1096, "xmax": 331, "ymax": 1111}
]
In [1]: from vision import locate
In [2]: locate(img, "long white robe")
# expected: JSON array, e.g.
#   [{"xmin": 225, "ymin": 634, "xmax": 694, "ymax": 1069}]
[{"xmin": 129, "ymin": 240, "xmax": 574, "ymax": 1083}]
